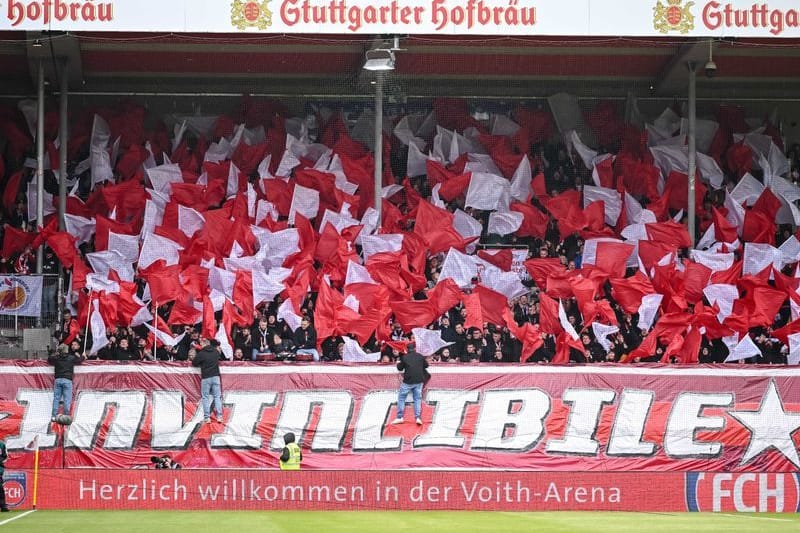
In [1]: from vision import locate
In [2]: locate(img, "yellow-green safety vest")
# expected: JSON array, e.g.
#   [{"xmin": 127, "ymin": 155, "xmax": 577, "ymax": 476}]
[{"xmin": 280, "ymin": 442, "xmax": 302, "ymax": 470}]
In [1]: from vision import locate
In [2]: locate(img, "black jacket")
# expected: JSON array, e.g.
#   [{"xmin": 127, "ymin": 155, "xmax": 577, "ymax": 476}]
[
  {"xmin": 397, "ymin": 350, "xmax": 428, "ymax": 384},
  {"xmin": 294, "ymin": 326, "xmax": 317, "ymax": 350},
  {"xmin": 192, "ymin": 346, "xmax": 222, "ymax": 379},
  {"xmin": 47, "ymin": 353, "xmax": 83, "ymax": 380}
]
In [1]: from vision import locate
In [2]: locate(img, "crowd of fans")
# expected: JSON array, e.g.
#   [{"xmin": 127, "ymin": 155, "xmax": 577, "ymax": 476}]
[{"xmin": 2, "ymin": 96, "xmax": 800, "ymax": 366}]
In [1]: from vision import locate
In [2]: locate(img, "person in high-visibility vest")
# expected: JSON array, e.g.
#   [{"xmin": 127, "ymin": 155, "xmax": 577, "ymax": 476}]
[{"xmin": 279, "ymin": 432, "xmax": 302, "ymax": 470}]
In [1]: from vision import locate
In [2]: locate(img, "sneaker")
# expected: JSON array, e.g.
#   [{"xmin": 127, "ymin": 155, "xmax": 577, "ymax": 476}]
[
  {"xmin": 416, "ymin": 418, "xmax": 423, "ymax": 425},
  {"xmin": 1, "ymin": 508, "xmax": 9, "ymax": 512},
  {"xmin": 215, "ymin": 415, "xmax": 224, "ymax": 423},
  {"xmin": 51, "ymin": 417, "xmax": 57, "ymax": 423},
  {"xmin": 203, "ymin": 417, "xmax": 210, "ymax": 424},
  {"xmin": 390, "ymin": 418, "xmax": 404, "ymax": 425}
]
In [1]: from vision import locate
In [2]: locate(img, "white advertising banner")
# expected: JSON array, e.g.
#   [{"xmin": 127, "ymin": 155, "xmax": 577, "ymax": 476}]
[
  {"xmin": 1, "ymin": 0, "xmax": 800, "ymax": 37},
  {"xmin": 0, "ymin": 275, "xmax": 43, "ymax": 317}
]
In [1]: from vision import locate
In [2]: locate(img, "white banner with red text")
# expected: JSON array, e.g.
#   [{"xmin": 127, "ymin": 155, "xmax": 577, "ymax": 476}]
[{"xmin": 2, "ymin": 0, "xmax": 800, "ymax": 37}]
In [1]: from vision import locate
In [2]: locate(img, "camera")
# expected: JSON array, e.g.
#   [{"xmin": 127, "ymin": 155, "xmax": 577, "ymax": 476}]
[
  {"xmin": 704, "ymin": 60, "xmax": 717, "ymax": 78},
  {"xmin": 150, "ymin": 455, "xmax": 181, "ymax": 469}
]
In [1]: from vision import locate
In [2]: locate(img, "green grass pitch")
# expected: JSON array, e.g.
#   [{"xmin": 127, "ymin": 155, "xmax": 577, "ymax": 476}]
[{"xmin": 1, "ymin": 510, "xmax": 799, "ymax": 532}]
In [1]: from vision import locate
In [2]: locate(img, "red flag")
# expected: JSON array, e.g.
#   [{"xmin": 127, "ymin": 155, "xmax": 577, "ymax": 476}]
[
  {"xmin": 742, "ymin": 210, "xmax": 775, "ymax": 245},
  {"xmin": 427, "ymin": 278, "xmax": 463, "ymax": 316},
  {"xmin": 1, "ymin": 225, "xmax": 35, "ymax": 260},
  {"xmin": 538, "ymin": 292, "xmax": 562, "ymax": 335},
  {"xmin": 594, "ymin": 241, "xmax": 634, "ymax": 278},
  {"xmin": 645, "ymin": 221, "xmax": 692, "ymax": 248},
  {"xmin": 683, "ymin": 262, "xmax": 712, "ymax": 305},
  {"xmin": 141, "ymin": 262, "xmax": 183, "ymax": 304},
  {"xmin": 503, "ymin": 308, "xmax": 543, "ymax": 363},
  {"xmin": 477, "ymin": 249, "xmax": 513, "ymax": 271},
  {"xmin": 524, "ymin": 258, "xmax": 564, "ymax": 289},
  {"xmin": 390, "ymin": 300, "xmax": 438, "ymax": 331},
  {"xmin": 610, "ymin": 273, "xmax": 655, "ymax": 314},
  {"xmin": 752, "ymin": 188, "xmax": 782, "ymax": 220},
  {"xmin": 510, "ymin": 201, "xmax": 549, "ymax": 239}
]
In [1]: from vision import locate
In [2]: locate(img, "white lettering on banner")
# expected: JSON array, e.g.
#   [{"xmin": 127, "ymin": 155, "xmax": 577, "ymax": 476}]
[
  {"xmin": 414, "ymin": 390, "xmax": 480, "ymax": 448},
  {"xmin": 6, "ymin": 389, "xmax": 57, "ymax": 449},
  {"xmin": 211, "ymin": 391, "xmax": 278, "ymax": 448},
  {"xmin": 79, "ymin": 478, "xmax": 188, "ymax": 502},
  {"xmin": 352, "ymin": 391, "xmax": 402, "ymax": 451},
  {"xmin": 664, "ymin": 392, "xmax": 734, "ymax": 458},
  {"xmin": 606, "ymin": 389, "xmax": 657, "ymax": 456},
  {"xmin": 6, "ymin": 0, "xmax": 114, "ymax": 27},
  {"xmin": 150, "ymin": 390, "xmax": 204, "ymax": 448},
  {"xmin": 545, "ymin": 388, "xmax": 615, "ymax": 456},
  {"xmin": 708, "ymin": 472, "xmax": 786, "ymax": 512},
  {"xmin": 270, "ymin": 391, "xmax": 353, "ymax": 451},
  {"xmin": 66, "ymin": 391, "xmax": 146, "ymax": 449},
  {"xmin": 471, "ymin": 389, "xmax": 549, "ymax": 451},
  {"xmin": 6, "ymin": 383, "xmax": 800, "ymax": 471},
  {"xmin": 543, "ymin": 482, "xmax": 621, "ymax": 503}
]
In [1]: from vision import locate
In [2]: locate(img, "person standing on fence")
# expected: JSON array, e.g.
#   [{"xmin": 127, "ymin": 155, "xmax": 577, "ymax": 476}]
[
  {"xmin": 47, "ymin": 344, "xmax": 85, "ymax": 423},
  {"xmin": 391, "ymin": 341, "xmax": 429, "ymax": 426},
  {"xmin": 279, "ymin": 432, "xmax": 302, "ymax": 470},
  {"xmin": 191, "ymin": 338, "xmax": 224, "ymax": 424}
]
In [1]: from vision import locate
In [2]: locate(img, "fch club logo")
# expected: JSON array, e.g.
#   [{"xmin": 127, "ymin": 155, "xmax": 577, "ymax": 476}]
[
  {"xmin": 686, "ymin": 472, "xmax": 800, "ymax": 512},
  {"xmin": 3, "ymin": 472, "xmax": 27, "ymax": 508}
]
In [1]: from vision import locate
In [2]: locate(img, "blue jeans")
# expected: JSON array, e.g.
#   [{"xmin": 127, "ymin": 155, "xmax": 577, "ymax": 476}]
[
  {"xmin": 52, "ymin": 378, "xmax": 73, "ymax": 418},
  {"xmin": 201, "ymin": 376, "xmax": 223, "ymax": 418},
  {"xmin": 397, "ymin": 382, "xmax": 423, "ymax": 419},
  {"xmin": 296, "ymin": 348, "xmax": 320, "ymax": 361}
]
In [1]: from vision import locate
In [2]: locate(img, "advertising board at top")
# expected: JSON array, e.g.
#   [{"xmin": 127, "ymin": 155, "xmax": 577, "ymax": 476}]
[{"xmin": 2, "ymin": 0, "xmax": 800, "ymax": 36}]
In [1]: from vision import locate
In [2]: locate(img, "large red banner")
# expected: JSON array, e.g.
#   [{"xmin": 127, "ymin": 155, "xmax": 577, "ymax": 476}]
[
  {"xmin": 5, "ymin": 470, "xmax": 800, "ymax": 512},
  {"xmin": 2, "ymin": 362, "xmax": 800, "ymax": 472}
]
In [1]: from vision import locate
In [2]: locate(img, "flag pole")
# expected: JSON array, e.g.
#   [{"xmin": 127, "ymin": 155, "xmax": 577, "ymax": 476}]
[
  {"xmin": 32, "ymin": 438, "xmax": 40, "ymax": 510},
  {"xmin": 152, "ymin": 302, "xmax": 158, "ymax": 361},
  {"xmin": 82, "ymin": 291, "xmax": 93, "ymax": 355}
]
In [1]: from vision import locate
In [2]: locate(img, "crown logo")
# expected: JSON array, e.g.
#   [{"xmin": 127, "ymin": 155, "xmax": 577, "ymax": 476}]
[
  {"xmin": 653, "ymin": 0, "xmax": 694, "ymax": 34},
  {"xmin": 231, "ymin": 0, "xmax": 273, "ymax": 31}
]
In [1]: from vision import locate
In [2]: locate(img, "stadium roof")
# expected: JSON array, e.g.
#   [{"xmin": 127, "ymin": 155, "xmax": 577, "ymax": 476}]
[{"xmin": 2, "ymin": 33, "xmax": 800, "ymax": 100}]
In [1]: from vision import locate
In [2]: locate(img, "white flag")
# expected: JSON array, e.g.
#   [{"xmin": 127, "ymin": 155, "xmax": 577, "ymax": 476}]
[
  {"xmin": 146, "ymin": 163, "xmax": 183, "ymax": 194},
  {"xmin": 288, "ymin": 184, "xmax": 320, "ymax": 225},
  {"xmin": 138, "ymin": 233, "xmax": 183, "ymax": 270},
  {"xmin": 412, "ymin": 327, "xmax": 452, "ymax": 357},
  {"xmin": 178, "ymin": 205, "xmax": 206, "ymax": 238},
  {"xmin": 277, "ymin": 299, "xmax": 302, "ymax": 332},
  {"xmin": 89, "ymin": 299, "xmax": 109, "ymax": 355},
  {"xmin": 341, "ymin": 336, "xmax": 381, "ymax": 362},
  {"xmin": 465, "ymin": 172, "xmax": 510, "ymax": 212},
  {"xmin": 637, "ymin": 293, "xmax": 663, "ymax": 331},
  {"xmin": 558, "ymin": 300, "xmax": 580, "ymax": 341},
  {"xmin": 788, "ymin": 332, "xmax": 800, "ymax": 365},
  {"xmin": 703, "ymin": 283, "xmax": 738, "ymax": 322},
  {"xmin": 509, "ymin": 156, "xmax": 532, "ymax": 202},
  {"xmin": 64, "ymin": 213, "xmax": 96, "ymax": 245},
  {"xmin": 742, "ymin": 242, "xmax": 784, "ymax": 276},
  {"xmin": 214, "ymin": 322, "xmax": 233, "ymax": 360},
  {"xmin": 345, "ymin": 261, "xmax": 376, "ymax": 286},
  {"xmin": 724, "ymin": 334, "xmax": 762, "ymax": 362},
  {"xmin": 591, "ymin": 323, "xmax": 619, "ymax": 353},
  {"xmin": 144, "ymin": 323, "xmax": 186, "ymax": 347},
  {"xmin": 487, "ymin": 212, "xmax": 523, "ymax": 236},
  {"xmin": 583, "ymin": 185, "xmax": 622, "ymax": 226}
]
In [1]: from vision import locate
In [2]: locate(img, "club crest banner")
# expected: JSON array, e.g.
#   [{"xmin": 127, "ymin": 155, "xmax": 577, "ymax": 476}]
[{"xmin": 0, "ymin": 276, "xmax": 42, "ymax": 317}]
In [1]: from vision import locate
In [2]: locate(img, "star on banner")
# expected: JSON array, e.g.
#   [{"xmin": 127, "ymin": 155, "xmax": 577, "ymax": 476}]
[{"xmin": 728, "ymin": 381, "xmax": 800, "ymax": 468}]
